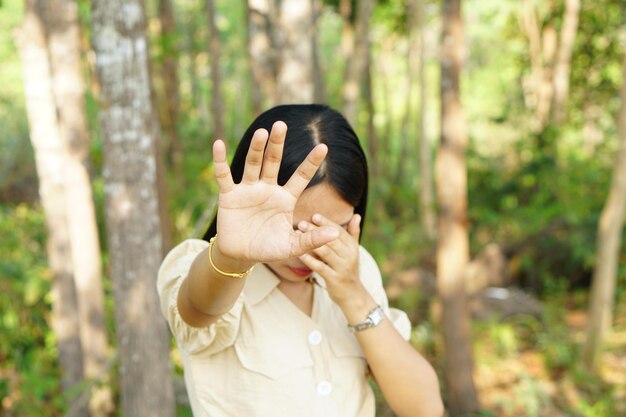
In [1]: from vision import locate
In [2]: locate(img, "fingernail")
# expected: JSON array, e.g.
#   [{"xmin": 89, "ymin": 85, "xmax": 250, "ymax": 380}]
[
  {"xmin": 312, "ymin": 213, "xmax": 322, "ymax": 223},
  {"xmin": 298, "ymin": 221, "xmax": 308, "ymax": 231}
]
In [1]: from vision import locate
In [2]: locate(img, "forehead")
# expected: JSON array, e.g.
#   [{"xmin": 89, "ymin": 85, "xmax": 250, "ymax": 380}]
[{"xmin": 293, "ymin": 183, "xmax": 354, "ymax": 224}]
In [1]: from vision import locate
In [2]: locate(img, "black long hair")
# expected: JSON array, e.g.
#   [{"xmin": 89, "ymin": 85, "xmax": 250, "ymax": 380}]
[{"xmin": 202, "ymin": 104, "xmax": 369, "ymax": 241}]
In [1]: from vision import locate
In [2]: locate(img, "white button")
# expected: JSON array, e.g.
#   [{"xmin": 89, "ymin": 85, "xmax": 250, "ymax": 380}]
[
  {"xmin": 308, "ymin": 330, "xmax": 322, "ymax": 345},
  {"xmin": 317, "ymin": 380, "xmax": 332, "ymax": 396}
]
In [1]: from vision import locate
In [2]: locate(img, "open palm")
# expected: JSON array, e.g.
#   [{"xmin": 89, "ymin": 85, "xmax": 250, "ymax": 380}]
[{"xmin": 212, "ymin": 121, "xmax": 339, "ymax": 262}]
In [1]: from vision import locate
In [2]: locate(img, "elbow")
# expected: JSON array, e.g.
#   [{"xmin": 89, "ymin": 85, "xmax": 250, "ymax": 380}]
[
  {"xmin": 398, "ymin": 393, "xmax": 444, "ymax": 417},
  {"xmin": 430, "ymin": 399, "xmax": 445, "ymax": 417}
]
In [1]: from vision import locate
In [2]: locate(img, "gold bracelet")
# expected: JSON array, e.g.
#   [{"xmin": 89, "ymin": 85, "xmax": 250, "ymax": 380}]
[{"xmin": 208, "ymin": 235, "xmax": 254, "ymax": 279}]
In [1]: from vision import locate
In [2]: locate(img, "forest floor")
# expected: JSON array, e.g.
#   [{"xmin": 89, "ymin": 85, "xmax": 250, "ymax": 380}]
[{"xmin": 473, "ymin": 303, "xmax": 626, "ymax": 417}]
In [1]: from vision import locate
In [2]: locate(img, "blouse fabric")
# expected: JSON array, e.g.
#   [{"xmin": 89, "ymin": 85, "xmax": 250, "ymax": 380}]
[{"xmin": 157, "ymin": 239, "xmax": 412, "ymax": 417}]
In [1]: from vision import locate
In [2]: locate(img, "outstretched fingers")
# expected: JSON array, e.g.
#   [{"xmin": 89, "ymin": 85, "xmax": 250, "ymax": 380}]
[
  {"xmin": 213, "ymin": 140, "xmax": 235, "ymax": 193},
  {"xmin": 260, "ymin": 121, "xmax": 287, "ymax": 183},
  {"xmin": 242, "ymin": 128, "xmax": 270, "ymax": 184},
  {"xmin": 284, "ymin": 144, "xmax": 328, "ymax": 198}
]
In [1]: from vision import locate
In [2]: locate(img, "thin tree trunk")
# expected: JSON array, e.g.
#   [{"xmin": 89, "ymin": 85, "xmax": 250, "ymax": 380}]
[
  {"xmin": 206, "ymin": 0, "xmax": 225, "ymax": 140},
  {"xmin": 312, "ymin": 0, "xmax": 326, "ymax": 103},
  {"xmin": 342, "ymin": 0, "xmax": 375, "ymax": 126},
  {"xmin": 16, "ymin": 2, "xmax": 88, "ymax": 415},
  {"xmin": 91, "ymin": 1, "xmax": 175, "ymax": 415},
  {"xmin": 245, "ymin": 1, "xmax": 263, "ymax": 115},
  {"xmin": 159, "ymin": 0, "xmax": 184, "ymax": 178},
  {"xmin": 40, "ymin": 0, "xmax": 113, "ymax": 414},
  {"xmin": 551, "ymin": 0, "xmax": 580, "ymax": 124},
  {"xmin": 582, "ymin": 53, "xmax": 626, "ymax": 370},
  {"xmin": 437, "ymin": 0, "xmax": 479, "ymax": 414},
  {"xmin": 276, "ymin": 0, "xmax": 315, "ymax": 103},
  {"xmin": 364, "ymin": 37, "xmax": 378, "ymax": 178},
  {"xmin": 248, "ymin": 0, "xmax": 278, "ymax": 106},
  {"xmin": 379, "ymin": 37, "xmax": 394, "ymax": 172},
  {"xmin": 416, "ymin": 0, "xmax": 437, "ymax": 240},
  {"xmin": 397, "ymin": 0, "xmax": 417, "ymax": 183},
  {"xmin": 339, "ymin": 0, "xmax": 354, "ymax": 59},
  {"xmin": 148, "ymin": 4, "xmax": 175, "ymax": 257}
]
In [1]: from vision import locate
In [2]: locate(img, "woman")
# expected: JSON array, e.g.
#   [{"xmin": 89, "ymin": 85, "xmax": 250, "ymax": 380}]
[{"xmin": 157, "ymin": 104, "xmax": 443, "ymax": 417}]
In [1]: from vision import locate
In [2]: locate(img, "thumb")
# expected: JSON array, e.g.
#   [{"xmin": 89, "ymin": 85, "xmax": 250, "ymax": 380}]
[{"xmin": 291, "ymin": 226, "xmax": 339, "ymax": 256}]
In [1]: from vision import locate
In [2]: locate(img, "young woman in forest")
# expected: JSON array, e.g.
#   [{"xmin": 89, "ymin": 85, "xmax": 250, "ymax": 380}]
[{"xmin": 157, "ymin": 104, "xmax": 443, "ymax": 417}]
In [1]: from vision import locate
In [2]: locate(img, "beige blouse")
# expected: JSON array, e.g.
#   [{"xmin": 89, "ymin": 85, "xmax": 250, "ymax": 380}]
[{"xmin": 157, "ymin": 239, "xmax": 411, "ymax": 417}]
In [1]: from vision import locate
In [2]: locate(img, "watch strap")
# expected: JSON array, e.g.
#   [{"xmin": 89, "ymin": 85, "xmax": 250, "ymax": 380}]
[{"xmin": 348, "ymin": 305, "xmax": 385, "ymax": 333}]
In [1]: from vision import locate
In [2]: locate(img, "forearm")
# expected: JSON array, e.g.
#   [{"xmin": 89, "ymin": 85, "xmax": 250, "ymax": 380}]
[
  {"xmin": 341, "ymin": 294, "xmax": 444, "ymax": 417},
  {"xmin": 177, "ymin": 244, "xmax": 255, "ymax": 328}
]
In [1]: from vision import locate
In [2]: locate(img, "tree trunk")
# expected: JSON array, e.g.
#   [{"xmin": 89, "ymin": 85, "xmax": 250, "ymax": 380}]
[
  {"xmin": 582, "ymin": 53, "xmax": 626, "ymax": 370},
  {"xmin": 339, "ymin": 0, "xmax": 354, "ymax": 60},
  {"xmin": 522, "ymin": 0, "xmax": 578, "ymax": 131},
  {"xmin": 206, "ymin": 0, "xmax": 225, "ymax": 140},
  {"xmin": 364, "ymin": 33, "xmax": 378, "ymax": 178},
  {"xmin": 16, "ymin": 2, "xmax": 88, "ymax": 415},
  {"xmin": 248, "ymin": 0, "xmax": 278, "ymax": 106},
  {"xmin": 521, "ymin": 0, "xmax": 555, "ymax": 132},
  {"xmin": 416, "ymin": 0, "xmax": 437, "ymax": 240},
  {"xmin": 276, "ymin": 0, "xmax": 316, "ymax": 103},
  {"xmin": 245, "ymin": 0, "xmax": 263, "ymax": 115},
  {"xmin": 437, "ymin": 0, "xmax": 480, "ymax": 415},
  {"xmin": 91, "ymin": 1, "xmax": 175, "ymax": 416},
  {"xmin": 341, "ymin": 0, "xmax": 375, "ymax": 126},
  {"xmin": 551, "ymin": 0, "xmax": 580, "ymax": 124},
  {"xmin": 158, "ymin": 0, "xmax": 184, "ymax": 178},
  {"xmin": 397, "ymin": 1, "xmax": 416, "ymax": 184},
  {"xmin": 311, "ymin": 0, "xmax": 326, "ymax": 103},
  {"xmin": 40, "ymin": 0, "xmax": 113, "ymax": 414}
]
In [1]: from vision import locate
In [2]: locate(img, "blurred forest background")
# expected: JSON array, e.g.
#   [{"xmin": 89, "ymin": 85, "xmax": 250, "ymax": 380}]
[{"xmin": 1, "ymin": 0, "xmax": 626, "ymax": 416}]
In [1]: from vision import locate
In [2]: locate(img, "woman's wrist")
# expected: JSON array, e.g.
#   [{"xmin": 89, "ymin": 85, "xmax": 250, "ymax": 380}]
[
  {"xmin": 210, "ymin": 237, "xmax": 256, "ymax": 276},
  {"xmin": 337, "ymin": 287, "xmax": 378, "ymax": 325}
]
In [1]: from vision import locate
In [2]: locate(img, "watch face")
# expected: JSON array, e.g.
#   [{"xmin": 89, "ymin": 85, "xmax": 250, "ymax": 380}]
[{"xmin": 370, "ymin": 306, "xmax": 384, "ymax": 326}]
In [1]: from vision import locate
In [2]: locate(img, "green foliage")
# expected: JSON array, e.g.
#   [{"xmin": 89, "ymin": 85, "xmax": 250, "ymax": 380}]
[{"xmin": 0, "ymin": 205, "xmax": 62, "ymax": 416}]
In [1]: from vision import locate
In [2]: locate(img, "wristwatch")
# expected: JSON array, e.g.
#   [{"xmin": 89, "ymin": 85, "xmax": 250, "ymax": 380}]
[{"xmin": 348, "ymin": 305, "xmax": 385, "ymax": 333}]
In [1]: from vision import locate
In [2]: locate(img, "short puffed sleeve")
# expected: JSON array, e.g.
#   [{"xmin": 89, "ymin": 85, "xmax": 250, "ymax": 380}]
[
  {"xmin": 358, "ymin": 246, "xmax": 412, "ymax": 340},
  {"xmin": 157, "ymin": 239, "xmax": 244, "ymax": 355}
]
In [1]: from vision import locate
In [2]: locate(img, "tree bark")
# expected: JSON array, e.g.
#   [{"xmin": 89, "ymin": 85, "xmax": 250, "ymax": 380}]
[
  {"xmin": 206, "ymin": 0, "xmax": 225, "ymax": 140},
  {"xmin": 158, "ymin": 0, "xmax": 183, "ymax": 177},
  {"xmin": 551, "ymin": 0, "xmax": 580, "ymax": 124},
  {"xmin": 521, "ymin": 0, "xmax": 579, "ymax": 130},
  {"xmin": 91, "ymin": 1, "xmax": 175, "ymax": 416},
  {"xmin": 364, "ymin": 33, "xmax": 378, "ymax": 178},
  {"xmin": 275, "ymin": 0, "xmax": 316, "ymax": 103},
  {"xmin": 341, "ymin": 0, "xmax": 375, "ymax": 126},
  {"xmin": 17, "ymin": 2, "xmax": 88, "ymax": 415},
  {"xmin": 248, "ymin": 0, "xmax": 278, "ymax": 106},
  {"xmin": 39, "ymin": 0, "xmax": 113, "ymax": 414},
  {"xmin": 245, "ymin": 0, "xmax": 263, "ymax": 115},
  {"xmin": 397, "ymin": 1, "xmax": 417, "ymax": 183},
  {"xmin": 311, "ymin": 0, "xmax": 326, "ymax": 103},
  {"xmin": 582, "ymin": 53, "xmax": 626, "ymax": 370},
  {"xmin": 437, "ymin": 0, "xmax": 480, "ymax": 415},
  {"xmin": 416, "ymin": 0, "xmax": 437, "ymax": 240},
  {"xmin": 521, "ymin": 0, "xmax": 556, "ymax": 132}
]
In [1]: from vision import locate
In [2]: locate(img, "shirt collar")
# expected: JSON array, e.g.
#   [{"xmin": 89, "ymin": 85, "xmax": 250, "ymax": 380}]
[
  {"xmin": 243, "ymin": 263, "xmax": 280, "ymax": 305},
  {"xmin": 243, "ymin": 265, "xmax": 328, "ymax": 305}
]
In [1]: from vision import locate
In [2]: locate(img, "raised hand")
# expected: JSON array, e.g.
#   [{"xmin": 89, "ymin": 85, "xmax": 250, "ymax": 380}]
[{"xmin": 212, "ymin": 121, "xmax": 340, "ymax": 262}]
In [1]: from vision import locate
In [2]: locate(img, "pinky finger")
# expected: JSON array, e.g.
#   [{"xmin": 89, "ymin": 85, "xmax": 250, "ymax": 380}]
[{"xmin": 213, "ymin": 140, "xmax": 235, "ymax": 193}]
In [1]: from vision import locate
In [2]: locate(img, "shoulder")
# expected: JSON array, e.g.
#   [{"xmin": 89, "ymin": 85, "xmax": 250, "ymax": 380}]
[
  {"xmin": 358, "ymin": 245, "xmax": 384, "ymax": 292},
  {"xmin": 158, "ymin": 239, "xmax": 209, "ymax": 293}
]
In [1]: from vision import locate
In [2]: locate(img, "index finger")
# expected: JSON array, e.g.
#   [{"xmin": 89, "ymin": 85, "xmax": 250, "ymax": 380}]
[{"xmin": 283, "ymin": 144, "xmax": 328, "ymax": 198}]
